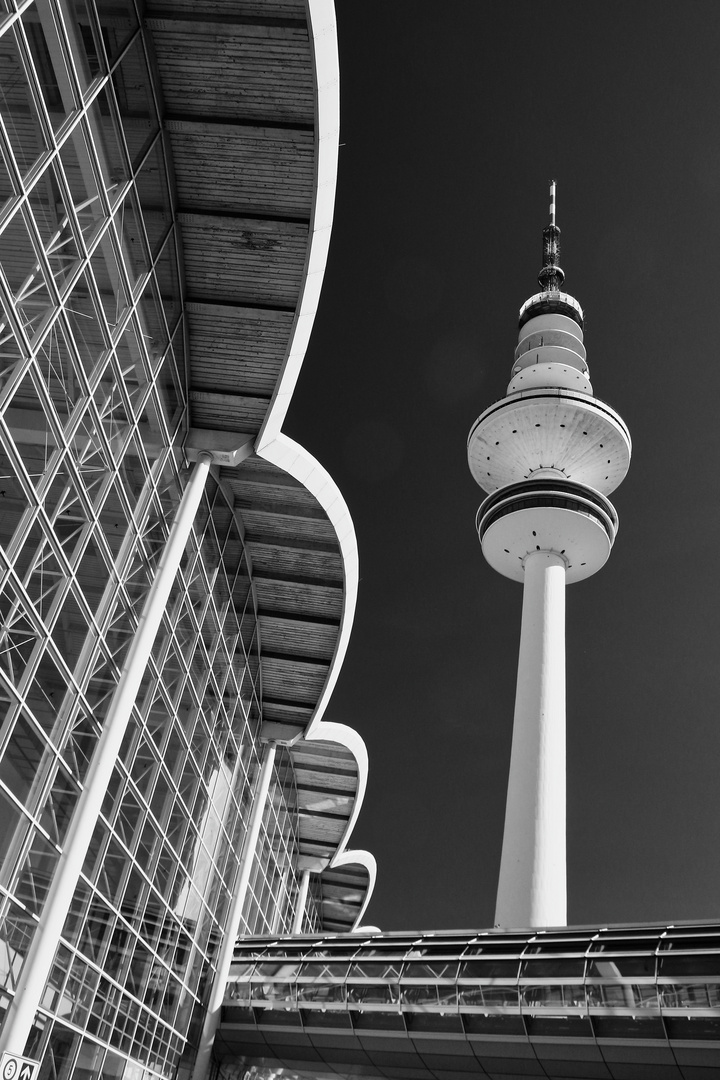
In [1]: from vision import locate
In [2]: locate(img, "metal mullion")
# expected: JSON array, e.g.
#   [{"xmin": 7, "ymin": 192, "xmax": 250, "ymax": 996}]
[
  {"xmin": 0, "ymin": 260, "xmax": 40, "ymax": 366},
  {"xmin": 95, "ymin": 25, "xmax": 145, "ymax": 191},
  {"xmin": 0, "ymin": 0, "xmax": 35, "ymax": 42},
  {"xmin": 57, "ymin": 925, "xmax": 182, "ymax": 1048},
  {"xmin": 20, "ymin": 83, "xmax": 105, "ymax": 194},
  {"xmin": 51, "ymin": 0, "xmax": 96, "ymax": 106},
  {"xmin": 80, "ymin": 209, "xmax": 127, "ymax": 344},
  {"xmin": 98, "ymin": 341, "xmax": 137, "ymax": 435},
  {"xmin": 65, "ymin": 378, "xmax": 117, "ymax": 483},
  {"xmin": 81, "ymin": 0, "xmax": 109, "ymax": 81},
  {"xmin": 34, "ymin": 321, "xmax": 94, "ymax": 434},
  {"xmin": 0, "ymin": 64, "xmax": 40, "ymax": 197},
  {"xmin": 3, "ymin": 554, "xmax": 88, "ymax": 705},
  {"xmin": 14, "ymin": 207, "xmax": 67, "ymax": 345},
  {"xmin": 133, "ymin": 22, "xmax": 164, "ymax": 141},
  {"xmin": 0, "ymin": 494, "xmax": 39, "ymax": 582},
  {"xmin": 107, "ymin": 282, "xmax": 140, "ymax": 353},
  {"xmin": 0, "ymin": 192, "xmax": 23, "ymax": 235},
  {"xmin": 0, "ymin": 420, "xmax": 61, "ymax": 554},
  {"xmin": 11, "ymin": 18, "xmax": 57, "ymax": 163},
  {"xmin": 138, "ymin": 196, "xmax": 171, "ymax": 281},
  {"xmin": 0, "ymin": 777, "xmax": 47, "ymax": 847}
]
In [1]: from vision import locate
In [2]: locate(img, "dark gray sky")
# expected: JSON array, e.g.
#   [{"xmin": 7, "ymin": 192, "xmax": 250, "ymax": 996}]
[{"xmin": 286, "ymin": 1, "xmax": 720, "ymax": 932}]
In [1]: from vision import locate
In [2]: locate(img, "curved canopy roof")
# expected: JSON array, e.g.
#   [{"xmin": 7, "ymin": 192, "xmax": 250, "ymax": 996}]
[{"xmin": 145, "ymin": 0, "xmax": 373, "ymax": 931}]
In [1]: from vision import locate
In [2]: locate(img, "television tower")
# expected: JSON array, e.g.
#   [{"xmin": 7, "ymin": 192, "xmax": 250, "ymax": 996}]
[{"xmin": 467, "ymin": 184, "xmax": 631, "ymax": 929}]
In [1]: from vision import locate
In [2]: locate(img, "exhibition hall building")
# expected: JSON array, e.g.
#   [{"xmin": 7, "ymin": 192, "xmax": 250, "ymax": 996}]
[
  {"xmin": 0, "ymin": 2, "xmax": 374, "ymax": 1080},
  {"xmin": 0, "ymin": 4, "xmax": 719, "ymax": 1080}
]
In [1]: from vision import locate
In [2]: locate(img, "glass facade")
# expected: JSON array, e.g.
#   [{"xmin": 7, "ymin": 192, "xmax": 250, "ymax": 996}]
[
  {"xmin": 0, "ymin": 4, "xmax": 326, "ymax": 1080},
  {"xmin": 224, "ymin": 926, "xmax": 720, "ymax": 1080}
]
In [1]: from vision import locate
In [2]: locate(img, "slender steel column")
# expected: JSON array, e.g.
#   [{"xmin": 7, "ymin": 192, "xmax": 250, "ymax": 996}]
[
  {"xmin": 0, "ymin": 452, "xmax": 213, "ymax": 1056},
  {"xmin": 494, "ymin": 550, "xmax": 567, "ymax": 929},
  {"xmin": 291, "ymin": 867, "xmax": 312, "ymax": 935},
  {"xmin": 191, "ymin": 742, "xmax": 277, "ymax": 1080}
]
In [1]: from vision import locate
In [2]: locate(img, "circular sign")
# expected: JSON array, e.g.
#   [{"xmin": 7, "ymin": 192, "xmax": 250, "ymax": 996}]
[{"xmin": 3, "ymin": 1059, "xmax": 18, "ymax": 1080}]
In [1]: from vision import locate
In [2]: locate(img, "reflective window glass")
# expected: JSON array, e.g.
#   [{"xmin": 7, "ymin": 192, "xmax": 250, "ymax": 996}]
[
  {"xmin": 0, "ymin": 26, "xmax": 47, "ymax": 175},
  {"xmin": 111, "ymin": 37, "xmax": 158, "ymax": 166},
  {"xmin": 21, "ymin": 9, "xmax": 74, "ymax": 129}
]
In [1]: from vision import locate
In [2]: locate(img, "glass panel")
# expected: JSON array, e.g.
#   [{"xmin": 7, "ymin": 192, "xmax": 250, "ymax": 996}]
[
  {"xmin": 459, "ymin": 985, "xmax": 518, "ymax": 1008},
  {"xmin": 154, "ymin": 231, "xmax": 180, "ymax": 334},
  {"xmin": 38, "ymin": 764, "xmax": 79, "ymax": 846},
  {"xmin": 659, "ymin": 953, "xmax": 720, "ymax": 977},
  {"xmin": 134, "ymin": 138, "xmax": 170, "ymax": 253},
  {"xmin": 459, "ymin": 958, "xmax": 519, "ymax": 978},
  {"xmin": 660, "ymin": 982, "xmax": 720, "ymax": 1007},
  {"xmin": 64, "ymin": 268, "xmax": 107, "ymax": 375},
  {"xmin": 15, "ymin": 826, "xmax": 60, "ymax": 915},
  {"xmin": 0, "ymin": 206, "xmax": 40, "ymax": 294},
  {"xmin": 520, "ymin": 957, "xmax": 585, "ymax": 977},
  {"xmin": 68, "ymin": 1, "xmax": 105, "ymax": 83},
  {"xmin": 0, "ymin": 786, "xmax": 23, "ymax": 870},
  {"xmin": 111, "ymin": 37, "xmax": 158, "ymax": 166},
  {"xmin": 115, "ymin": 188, "xmax": 148, "ymax": 284},
  {"xmin": 0, "ymin": 26, "xmax": 47, "ymax": 176},
  {"xmin": 22, "ymin": 10, "xmax": 75, "ymax": 130},
  {"xmin": 588, "ymin": 954, "xmax": 656, "ymax": 978},
  {"xmin": 587, "ymin": 981, "xmax": 657, "ymax": 1008},
  {"xmin": 95, "ymin": 1, "xmax": 139, "ymax": 66},
  {"xmin": 522, "ymin": 983, "xmax": 585, "ymax": 1008},
  {"xmin": 0, "ymin": 710, "xmax": 47, "ymax": 802}
]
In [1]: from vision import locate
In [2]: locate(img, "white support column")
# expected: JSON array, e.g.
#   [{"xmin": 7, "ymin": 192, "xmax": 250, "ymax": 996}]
[
  {"xmin": 0, "ymin": 453, "xmax": 213, "ymax": 1057},
  {"xmin": 291, "ymin": 868, "xmax": 312, "ymax": 935},
  {"xmin": 495, "ymin": 549, "xmax": 567, "ymax": 930},
  {"xmin": 191, "ymin": 742, "xmax": 277, "ymax": 1080}
]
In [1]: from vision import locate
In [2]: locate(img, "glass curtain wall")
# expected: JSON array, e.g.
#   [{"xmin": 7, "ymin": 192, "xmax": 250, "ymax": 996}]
[{"xmin": 0, "ymin": 4, "xmax": 304, "ymax": 1080}]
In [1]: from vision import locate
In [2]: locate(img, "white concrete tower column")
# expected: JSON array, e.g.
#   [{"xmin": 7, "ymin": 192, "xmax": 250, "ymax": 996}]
[
  {"xmin": 495, "ymin": 550, "xmax": 566, "ymax": 928},
  {"xmin": 0, "ymin": 453, "xmax": 214, "ymax": 1058},
  {"xmin": 467, "ymin": 183, "xmax": 631, "ymax": 929}
]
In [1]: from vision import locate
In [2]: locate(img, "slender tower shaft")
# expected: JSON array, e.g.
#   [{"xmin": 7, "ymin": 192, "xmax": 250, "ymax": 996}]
[
  {"xmin": 495, "ymin": 551, "xmax": 566, "ymax": 928},
  {"xmin": 467, "ymin": 184, "xmax": 631, "ymax": 928}
]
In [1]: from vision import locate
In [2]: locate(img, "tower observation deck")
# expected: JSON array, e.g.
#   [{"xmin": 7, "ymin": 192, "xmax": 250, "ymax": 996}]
[{"xmin": 467, "ymin": 184, "xmax": 631, "ymax": 929}]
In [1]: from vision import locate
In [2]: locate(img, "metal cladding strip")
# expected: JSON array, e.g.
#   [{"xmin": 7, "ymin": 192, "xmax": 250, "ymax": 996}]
[{"xmin": 253, "ymin": 1, "xmax": 374, "ymax": 928}]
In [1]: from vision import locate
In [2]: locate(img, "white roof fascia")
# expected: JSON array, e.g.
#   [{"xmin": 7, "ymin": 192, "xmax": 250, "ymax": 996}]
[
  {"xmin": 253, "ymin": 3, "xmax": 375, "ymax": 930},
  {"xmin": 255, "ymin": 0, "xmax": 339, "ymax": 454}
]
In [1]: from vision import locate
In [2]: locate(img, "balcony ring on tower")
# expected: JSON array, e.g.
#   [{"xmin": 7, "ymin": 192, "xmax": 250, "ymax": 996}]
[{"xmin": 476, "ymin": 478, "xmax": 618, "ymax": 583}]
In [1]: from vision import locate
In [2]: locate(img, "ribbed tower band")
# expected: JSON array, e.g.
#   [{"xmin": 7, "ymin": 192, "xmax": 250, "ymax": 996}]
[
  {"xmin": 467, "ymin": 183, "xmax": 631, "ymax": 930},
  {"xmin": 495, "ymin": 551, "xmax": 566, "ymax": 929}
]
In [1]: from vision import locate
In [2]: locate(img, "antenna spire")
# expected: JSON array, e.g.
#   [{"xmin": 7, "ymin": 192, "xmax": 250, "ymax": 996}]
[{"xmin": 538, "ymin": 179, "xmax": 564, "ymax": 292}]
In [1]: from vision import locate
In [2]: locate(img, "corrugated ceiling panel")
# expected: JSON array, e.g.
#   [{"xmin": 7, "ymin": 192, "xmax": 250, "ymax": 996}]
[
  {"xmin": 253, "ymin": 579, "xmax": 343, "ymax": 622},
  {"xmin": 259, "ymin": 616, "xmax": 337, "ymax": 660},
  {"xmin": 189, "ymin": 391, "xmax": 268, "ymax": 433},
  {"xmin": 148, "ymin": 23, "xmax": 313, "ymax": 123},
  {"xmin": 293, "ymin": 768, "xmax": 357, "ymax": 795},
  {"xmin": 168, "ymin": 125, "xmax": 313, "ymax": 218},
  {"xmin": 299, "ymin": 815, "xmax": 344, "ymax": 844},
  {"xmin": 248, "ymin": 542, "xmax": 343, "ymax": 582},
  {"xmin": 148, "ymin": 2, "xmax": 306, "ymax": 22},
  {"xmin": 241, "ymin": 509, "xmax": 338, "ymax": 544},
  {"xmin": 231, "ymin": 481, "xmax": 326, "ymax": 516},
  {"xmin": 186, "ymin": 307, "xmax": 292, "ymax": 397},
  {"xmin": 180, "ymin": 216, "xmax": 307, "ymax": 307},
  {"xmin": 261, "ymin": 656, "xmax": 328, "ymax": 702}
]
